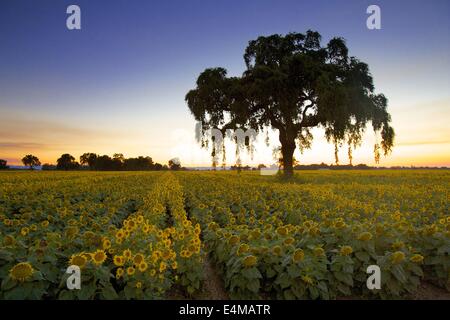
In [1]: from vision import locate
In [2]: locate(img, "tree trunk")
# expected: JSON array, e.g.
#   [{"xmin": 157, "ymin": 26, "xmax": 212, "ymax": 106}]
[{"xmin": 280, "ymin": 131, "xmax": 296, "ymax": 177}]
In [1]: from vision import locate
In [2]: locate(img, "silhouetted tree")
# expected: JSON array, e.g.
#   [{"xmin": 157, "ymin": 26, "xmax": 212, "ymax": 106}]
[
  {"xmin": 80, "ymin": 153, "xmax": 98, "ymax": 169},
  {"xmin": 168, "ymin": 158, "xmax": 181, "ymax": 170},
  {"xmin": 113, "ymin": 153, "xmax": 125, "ymax": 162},
  {"xmin": 22, "ymin": 154, "xmax": 41, "ymax": 170},
  {"xmin": 186, "ymin": 31, "xmax": 394, "ymax": 177},
  {"xmin": 110, "ymin": 154, "xmax": 124, "ymax": 170},
  {"xmin": 0, "ymin": 159, "xmax": 9, "ymax": 170},
  {"xmin": 95, "ymin": 155, "xmax": 114, "ymax": 171},
  {"xmin": 123, "ymin": 156, "xmax": 154, "ymax": 171},
  {"xmin": 57, "ymin": 154, "xmax": 80, "ymax": 170},
  {"xmin": 153, "ymin": 162, "xmax": 163, "ymax": 171}
]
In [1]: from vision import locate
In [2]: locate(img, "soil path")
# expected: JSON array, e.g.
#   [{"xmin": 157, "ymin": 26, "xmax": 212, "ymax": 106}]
[{"xmin": 195, "ymin": 257, "xmax": 229, "ymax": 300}]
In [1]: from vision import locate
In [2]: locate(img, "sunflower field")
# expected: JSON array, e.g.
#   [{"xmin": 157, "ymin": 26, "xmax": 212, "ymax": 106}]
[{"xmin": 0, "ymin": 170, "xmax": 449, "ymax": 299}]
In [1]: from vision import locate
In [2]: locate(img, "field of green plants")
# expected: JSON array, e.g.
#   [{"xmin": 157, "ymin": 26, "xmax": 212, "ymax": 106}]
[{"xmin": 0, "ymin": 170, "xmax": 449, "ymax": 299}]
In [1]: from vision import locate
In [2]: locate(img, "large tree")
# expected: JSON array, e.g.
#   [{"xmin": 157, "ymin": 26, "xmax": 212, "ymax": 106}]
[
  {"xmin": 186, "ymin": 31, "xmax": 394, "ymax": 176},
  {"xmin": 80, "ymin": 153, "xmax": 98, "ymax": 169},
  {"xmin": 21, "ymin": 154, "xmax": 41, "ymax": 170},
  {"xmin": 57, "ymin": 154, "xmax": 80, "ymax": 170}
]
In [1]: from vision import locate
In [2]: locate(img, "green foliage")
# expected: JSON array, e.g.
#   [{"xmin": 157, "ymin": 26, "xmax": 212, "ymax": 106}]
[{"xmin": 186, "ymin": 31, "xmax": 395, "ymax": 175}]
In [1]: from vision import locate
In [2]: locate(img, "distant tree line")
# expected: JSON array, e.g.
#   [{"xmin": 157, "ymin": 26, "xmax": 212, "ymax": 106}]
[
  {"xmin": 0, "ymin": 154, "xmax": 186, "ymax": 171},
  {"xmin": 0, "ymin": 156, "xmax": 448, "ymax": 171},
  {"xmin": 294, "ymin": 163, "xmax": 371, "ymax": 170},
  {"xmin": 47, "ymin": 153, "xmax": 186, "ymax": 171}
]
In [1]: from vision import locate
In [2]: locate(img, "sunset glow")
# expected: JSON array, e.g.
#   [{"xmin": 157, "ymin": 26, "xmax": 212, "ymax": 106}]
[{"xmin": 1, "ymin": 0, "xmax": 449, "ymax": 167}]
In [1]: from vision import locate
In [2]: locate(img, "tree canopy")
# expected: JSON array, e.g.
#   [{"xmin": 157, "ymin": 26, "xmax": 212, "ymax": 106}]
[
  {"xmin": 21, "ymin": 155, "xmax": 41, "ymax": 170},
  {"xmin": 186, "ymin": 30, "xmax": 394, "ymax": 176},
  {"xmin": 57, "ymin": 154, "xmax": 80, "ymax": 170}
]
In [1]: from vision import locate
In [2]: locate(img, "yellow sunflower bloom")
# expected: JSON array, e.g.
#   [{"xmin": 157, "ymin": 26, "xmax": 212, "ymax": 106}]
[{"xmin": 10, "ymin": 262, "xmax": 34, "ymax": 282}]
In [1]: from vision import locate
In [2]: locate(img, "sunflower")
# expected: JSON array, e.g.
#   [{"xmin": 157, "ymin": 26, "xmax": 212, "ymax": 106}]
[
  {"xmin": 242, "ymin": 255, "xmax": 257, "ymax": 268},
  {"xmin": 3, "ymin": 235, "xmax": 15, "ymax": 246},
  {"xmin": 182, "ymin": 219, "xmax": 190, "ymax": 228},
  {"xmin": 391, "ymin": 251, "xmax": 405, "ymax": 264},
  {"xmin": 159, "ymin": 261, "xmax": 167, "ymax": 273},
  {"xmin": 339, "ymin": 246, "xmax": 353, "ymax": 256},
  {"xmin": 276, "ymin": 226, "xmax": 288, "ymax": 236},
  {"xmin": 171, "ymin": 261, "xmax": 178, "ymax": 270},
  {"xmin": 113, "ymin": 255, "xmax": 125, "ymax": 266},
  {"xmin": 20, "ymin": 227, "xmax": 29, "ymax": 236},
  {"xmin": 237, "ymin": 244, "xmax": 250, "ymax": 255},
  {"xmin": 136, "ymin": 281, "xmax": 142, "ymax": 289},
  {"xmin": 102, "ymin": 239, "xmax": 111, "ymax": 250},
  {"xmin": 180, "ymin": 250, "xmax": 188, "ymax": 258},
  {"xmin": 116, "ymin": 267, "xmax": 124, "ymax": 279},
  {"xmin": 152, "ymin": 250, "xmax": 162, "ymax": 260},
  {"xmin": 92, "ymin": 250, "xmax": 107, "ymax": 266},
  {"xmin": 228, "ymin": 235, "xmax": 240, "ymax": 246},
  {"xmin": 10, "ymin": 262, "xmax": 34, "ymax": 282},
  {"xmin": 133, "ymin": 253, "xmax": 144, "ymax": 265},
  {"xmin": 65, "ymin": 226, "xmax": 79, "ymax": 238},
  {"xmin": 313, "ymin": 246, "xmax": 325, "ymax": 257},
  {"xmin": 138, "ymin": 261, "xmax": 148, "ymax": 272},
  {"xmin": 188, "ymin": 245, "xmax": 196, "ymax": 254},
  {"xmin": 410, "ymin": 254, "xmax": 424, "ymax": 263},
  {"xmin": 334, "ymin": 221, "xmax": 346, "ymax": 229},
  {"xmin": 198, "ymin": 203, "xmax": 206, "ymax": 210},
  {"xmin": 70, "ymin": 253, "xmax": 87, "ymax": 268},
  {"xmin": 391, "ymin": 241, "xmax": 405, "ymax": 250},
  {"xmin": 208, "ymin": 222, "xmax": 218, "ymax": 231},
  {"xmin": 357, "ymin": 232, "xmax": 373, "ymax": 241},
  {"xmin": 127, "ymin": 220, "xmax": 136, "ymax": 229},
  {"xmin": 284, "ymin": 237, "xmax": 295, "ymax": 246},
  {"xmin": 292, "ymin": 249, "xmax": 305, "ymax": 263},
  {"xmin": 41, "ymin": 220, "xmax": 49, "ymax": 228},
  {"xmin": 123, "ymin": 249, "xmax": 132, "ymax": 260},
  {"xmin": 125, "ymin": 266, "xmax": 135, "ymax": 276},
  {"xmin": 272, "ymin": 245, "xmax": 282, "ymax": 256},
  {"xmin": 162, "ymin": 250, "xmax": 172, "ymax": 260}
]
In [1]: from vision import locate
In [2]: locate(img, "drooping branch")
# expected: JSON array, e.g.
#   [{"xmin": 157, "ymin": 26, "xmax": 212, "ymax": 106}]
[{"xmin": 186, "ymin": 31, "xmax": 394, "ymax": 175}]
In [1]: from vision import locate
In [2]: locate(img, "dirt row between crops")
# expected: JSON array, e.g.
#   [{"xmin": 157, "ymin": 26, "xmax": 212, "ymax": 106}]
[{"xmin": 193, "ymin": 257, "xmax": 229, "ymax": 300}]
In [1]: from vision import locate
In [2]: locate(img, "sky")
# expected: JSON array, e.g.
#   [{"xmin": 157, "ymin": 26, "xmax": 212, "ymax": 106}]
[{"xmin": 0, "ymin": 0, "xmax": 449, "ymax": 167}]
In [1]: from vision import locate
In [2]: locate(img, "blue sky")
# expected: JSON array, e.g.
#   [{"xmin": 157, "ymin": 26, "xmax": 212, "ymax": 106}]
[{"xmin": 0, "ymin": 0, "xmax": 449, "ymax": 166}]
